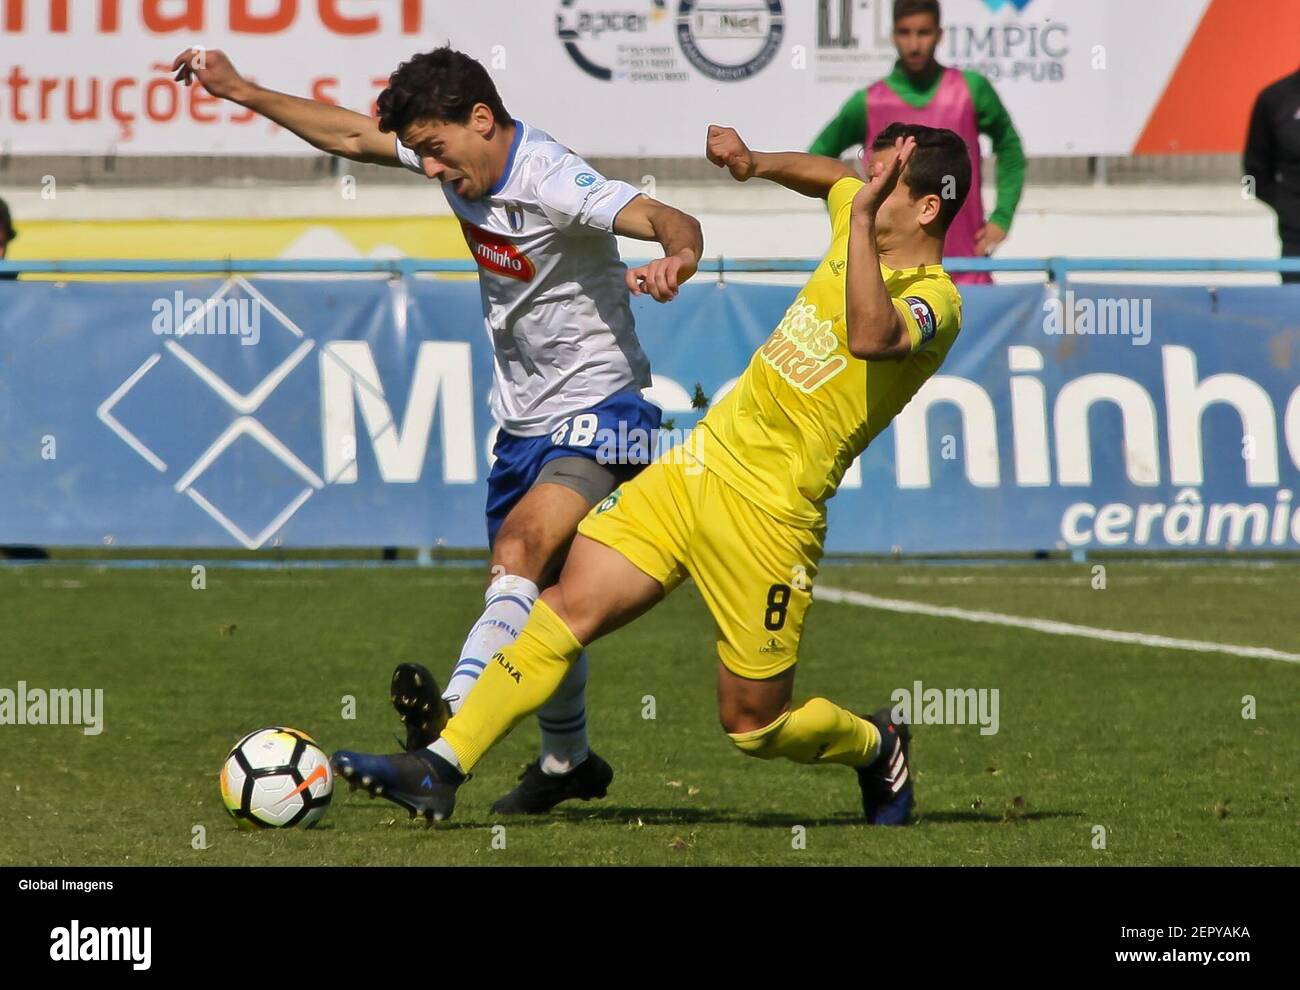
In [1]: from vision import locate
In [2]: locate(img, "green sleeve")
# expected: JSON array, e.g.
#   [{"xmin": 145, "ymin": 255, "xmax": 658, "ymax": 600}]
[
  {"xmin": 809, "ymin": 89, "xmax": 867, "ymax": 158},
  {"xmin": 964, "ymin": 70, "xmax": 1025, "ymax": 232}
]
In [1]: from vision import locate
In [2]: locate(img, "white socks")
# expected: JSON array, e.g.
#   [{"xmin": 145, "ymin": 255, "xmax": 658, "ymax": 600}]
[
  {"xmin": 441, "ymin": 572, "xmax": 590, "ymax": 776},
  {"xmin": 442, "ymin": 573, "xmax": 538, "ymax": 713}
]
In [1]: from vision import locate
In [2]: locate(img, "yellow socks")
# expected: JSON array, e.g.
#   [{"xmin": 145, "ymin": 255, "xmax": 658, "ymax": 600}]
[
  {"xmin": 440, "ymin": 599, "xmax": 583, "ymax": 773},
  {"xmin": 728, "ymin": 697, "xmax": 881, "ymax": 767},
  {"xmin": 437, "ymin": 602, "xmax": 880, "ymax": 777}
]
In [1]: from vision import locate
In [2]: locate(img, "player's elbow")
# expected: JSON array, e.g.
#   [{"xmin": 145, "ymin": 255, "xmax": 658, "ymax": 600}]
[
  {"xmin": 656, "ymin": 203, "xmax": 704, "ymax": 254},
  {"xmin": 328, "ymin": 138, "xmax": 369, "ymax": 163},
  {"xmin": 685, "ymin": 211, "xmax": 704, "ymax": 248},
  {"xmin": 325, "ymin": 127, "xmax": 384, "ymax": 164},
  {"xmin": 685, "ymin": 215, "xmax": 704, "ymax": 261},
  {"xmin": 847, "ymin": 332, "xmax": 904, "ymax": 361},
  {"xmin": 847, "ymin": 339, "xmax": 884, "ymax": 360},
  {"xmin": 311, "ymin": 134, "xmax": 355, "ymax": 160},
  {"xmin": 847, "ymin": 315, "xmax": 910, "ymax": 361}
]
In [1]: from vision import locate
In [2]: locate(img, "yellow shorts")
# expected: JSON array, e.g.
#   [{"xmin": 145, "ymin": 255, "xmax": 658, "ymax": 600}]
[{"xmin": 578, "ymin": 450, "xmax": 825, "ymax": 680}]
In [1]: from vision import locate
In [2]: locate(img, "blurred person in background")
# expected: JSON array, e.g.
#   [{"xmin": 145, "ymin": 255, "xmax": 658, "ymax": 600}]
[
  {"xmin": 0, "ymin": 198, "xmax": 16, "ymax": 280},
  {"xmin": 809, "ymin": 0, "xmax": 1024, "ymax": 284},
  {"xmin": 1245, "ymin": 66, "xmax": 1300, "ymax": 284}
]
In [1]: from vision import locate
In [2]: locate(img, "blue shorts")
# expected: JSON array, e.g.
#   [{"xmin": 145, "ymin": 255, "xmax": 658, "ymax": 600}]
[{"xmin": 485, "ymin": 391, "xmax": 662, "ymax": 546}]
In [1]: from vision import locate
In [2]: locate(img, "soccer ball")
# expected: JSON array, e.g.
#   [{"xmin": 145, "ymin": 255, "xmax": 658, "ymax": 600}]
[{"xmin": 220, "ymin": 727, "xmax": 333, "ymax": 829}]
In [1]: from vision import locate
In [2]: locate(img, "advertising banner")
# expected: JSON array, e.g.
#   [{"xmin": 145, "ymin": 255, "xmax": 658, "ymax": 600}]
[
  {"xmin": 4, "ymin": 0, "xmax": 1294, "ymax": 157},
  {"xmin": 4, "ymin": 276, "xmax": 1299, "ymax": 553}
]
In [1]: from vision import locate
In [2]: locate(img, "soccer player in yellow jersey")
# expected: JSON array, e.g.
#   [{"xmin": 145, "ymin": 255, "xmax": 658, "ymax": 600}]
[{"xmin": 334, "ymin": 121, "xmax": 970, "ymax": 825}]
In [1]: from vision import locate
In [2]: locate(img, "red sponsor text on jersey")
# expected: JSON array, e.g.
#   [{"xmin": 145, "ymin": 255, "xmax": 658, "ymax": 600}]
[{"xmin": 460, "ymin": 221, "xmax": 536, "ymax": 282}]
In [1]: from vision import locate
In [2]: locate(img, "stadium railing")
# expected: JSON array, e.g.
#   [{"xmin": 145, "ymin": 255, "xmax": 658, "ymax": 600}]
[{"xmin": 4, "ymin": 257, "xmax": 1300, "ymax": 277}]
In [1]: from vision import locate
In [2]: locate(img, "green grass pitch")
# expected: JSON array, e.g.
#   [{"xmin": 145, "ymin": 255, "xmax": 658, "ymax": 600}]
[{"xmin": 2, "ymin": 559, "xmax": 1297, "ymax": 866}]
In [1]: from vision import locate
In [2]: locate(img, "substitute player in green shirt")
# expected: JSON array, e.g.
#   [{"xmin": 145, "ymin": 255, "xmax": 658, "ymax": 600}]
[{"xmin": 811, "ymin": 0, "xmax": 1024, "ymax": 284}]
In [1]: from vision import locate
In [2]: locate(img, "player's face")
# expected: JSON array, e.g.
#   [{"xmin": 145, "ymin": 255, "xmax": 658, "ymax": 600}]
[
  {"xmin": 893, "ymin": 13, "xmax": 942, "ymax": 74},
  {"xmin": 866, "ymin": 146, "xmax": 937, "ymax": 240},
  {"xmin": 400, "ymin": 106, "xmax": 498, "ymax": 200}
]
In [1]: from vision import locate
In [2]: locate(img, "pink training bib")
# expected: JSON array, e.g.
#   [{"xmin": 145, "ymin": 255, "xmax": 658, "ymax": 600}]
[{"xmin": 866, "ymin": 68, "xmax": 990, "ymax": 286}]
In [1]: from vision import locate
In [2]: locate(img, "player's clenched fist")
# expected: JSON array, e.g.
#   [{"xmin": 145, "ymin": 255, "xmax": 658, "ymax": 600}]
[
  {"xmin": 706, "ymin": 125, "xmax": 756, "ymax": 182},
  {"xmin": 626, "ymin": 250, "xmax": 696, "ymax": 303},
  {"xmin": 171, "ymin": 47, "xmax": 253, "ymax": 104}
]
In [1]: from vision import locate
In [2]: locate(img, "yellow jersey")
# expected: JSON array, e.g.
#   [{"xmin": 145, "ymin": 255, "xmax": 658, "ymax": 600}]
[{"xmin": 697, "ymin": 176, "xmax": 963, "ymax": 528}]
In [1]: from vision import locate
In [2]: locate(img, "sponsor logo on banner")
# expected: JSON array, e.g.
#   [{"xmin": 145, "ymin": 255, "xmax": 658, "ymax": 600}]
[
  {"xmin": 12, "ymin": 280, "xmax": 1300, "ymax": 553},
  {"xmin": 944, "ymin": 0, "xmax": 1068, "ymax": 83},
  {"xmin": 94, "ymin": 277, "xmax": 479, "ymax": 549},
  {"xmin": 97, "ymin": 278, "xmax": 327, "ymax": 550},
  {"xmin": 3, "ymin": 2, "xmax": 426, "ymax": 153},
  {"xmin": 676, "ymin": 0, "xmax": 784, "ymax": 81},
  {"xmin": 810, "ymin": 0, "xmax": 1054, "ymax": 87},
  {"xmin": 813, "ymin": 0, "xmax": 898, "ymax": 84},
  {"xmin": 460, "ymin": 222, "xmax": 536, "ymax": 281},
  {"xmin": 556, "ymin": 0, "xmax": 783, "ymax": 83},
  {"xmin": 556, "ymin": 0, "xmax": 684, "ymax": 82}
]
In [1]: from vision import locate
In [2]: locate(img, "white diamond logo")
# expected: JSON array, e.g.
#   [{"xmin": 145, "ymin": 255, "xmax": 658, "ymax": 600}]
[{"xmin": 97, "ymin": 277, "xmax": 323, "ymax": 548}]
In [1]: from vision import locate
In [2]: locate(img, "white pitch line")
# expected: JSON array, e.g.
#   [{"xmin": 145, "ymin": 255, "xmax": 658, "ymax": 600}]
[{"xmin": 814, "ymin": 585, "xmax": 1300, "ymax": 665}]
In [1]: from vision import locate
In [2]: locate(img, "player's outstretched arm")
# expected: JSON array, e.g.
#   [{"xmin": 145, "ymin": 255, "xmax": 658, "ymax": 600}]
[
  {"xmin": 615, "ymin": 197, "xmax": 703, "ymax": 303},
  {"xmin": 171, "ymin": 47, "xmax": 401, "ymax": 167},
  {"xmin": 707, "ymin": 124, "xmax": 854, "ymax": 199},
  {"xmin": 845, "ymin": 136, "xmax": 917, "ymax": 361}
]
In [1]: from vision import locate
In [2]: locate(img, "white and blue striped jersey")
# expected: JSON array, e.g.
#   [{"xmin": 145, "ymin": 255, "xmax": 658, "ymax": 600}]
[{"xmin": 397, "ymin": 120, "xmax": 650, "ymax": 437}]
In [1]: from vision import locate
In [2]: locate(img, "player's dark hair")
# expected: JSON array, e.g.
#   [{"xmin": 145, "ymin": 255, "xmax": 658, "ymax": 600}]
[
  {"xmin": 893, "ymin": 0, "xmax": 940, "ymax": 26},
  {"xmin": 377, "ymin": 47, "xmax": 510, "ymax": 134},
  {"xmin": 871, "ymin": 123, "xmax": 970, "ymax": 231}
]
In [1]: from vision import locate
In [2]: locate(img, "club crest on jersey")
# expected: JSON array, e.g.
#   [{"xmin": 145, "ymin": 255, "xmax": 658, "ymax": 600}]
[
  {"xmin": 460, "ymin": 221, "xmax": 535, "ymax": 281},
  {"xmin": 758, "ymin": 296, "xmax": 847, "ymax": 394},
  {"xmin": 504, "ymin": 203, "xmax": 524, "ymax": 233},
  {"xmin": 904, "ymin": 296, "xmax": 937, "ymax": 348}
]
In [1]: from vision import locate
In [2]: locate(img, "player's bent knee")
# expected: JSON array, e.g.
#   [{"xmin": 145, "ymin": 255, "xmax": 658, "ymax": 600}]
[
  {"xmin": 491, "ymin": 525, "xmax": 531, "ymax": 559},
  {"xmin": 491, "ymin": 529, "xmax": 550, "ymax": 582},
  {"xmin": 725, "ymin": 699, "xmax": 856, "ymax": 764},
  {"xmin": 726, "ymin": 711, "xmax": 791, "ymax": 760},
  {"xmin": 537, "ymin": 584, "xmax": 595, "ymax": 644},
  {"xmin": 538, "ymin": 584, "xmax": 576, "ymax": 626}
]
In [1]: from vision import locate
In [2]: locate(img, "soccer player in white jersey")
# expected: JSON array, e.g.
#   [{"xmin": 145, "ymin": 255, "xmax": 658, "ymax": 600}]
[{"xmin": 173, "ymin": 46, "xmax": 703, "ymax": 813}]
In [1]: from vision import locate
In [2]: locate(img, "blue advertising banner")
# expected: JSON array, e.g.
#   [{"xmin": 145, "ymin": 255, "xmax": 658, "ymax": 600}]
[{"xmin": 2, "ymin": 277, "xmax": 1299, "ymax": 553}]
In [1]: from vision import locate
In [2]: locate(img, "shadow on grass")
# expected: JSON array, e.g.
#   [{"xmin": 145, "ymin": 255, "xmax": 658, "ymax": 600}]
[
  {"xmin": 915, "ymin": 809, "xmax": 1083, "ymax": 824},
  {"xmin": 334, "ymin": 801, "xmax": 1082, "ymax": 830},
  {"xmin": 549, "ymin": 805, "xmax": 875, "ymax": 828},
  {"xmin": 334, "ymin": 805, "xmax": 867, "ymax": 830}
]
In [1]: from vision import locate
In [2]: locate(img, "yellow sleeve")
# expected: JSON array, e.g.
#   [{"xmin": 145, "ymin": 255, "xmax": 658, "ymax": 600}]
[
  {"xmin": 827, "ymin": 176, "xmax": 865, "ymax": 238},
  {"xmin": 892, "ymin": 279, "xmax": 961, "ymax": 353}
]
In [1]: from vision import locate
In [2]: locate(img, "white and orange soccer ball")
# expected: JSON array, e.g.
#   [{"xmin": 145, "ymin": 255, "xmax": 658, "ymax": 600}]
[{"xmin": 220, "ymin": 727, "xmax": 333, "ymax": 829}]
